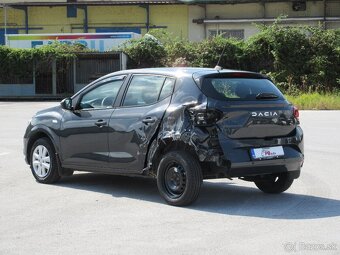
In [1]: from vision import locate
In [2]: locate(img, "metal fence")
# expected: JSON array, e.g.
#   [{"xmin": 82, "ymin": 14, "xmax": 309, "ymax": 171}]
[
  {"xmin": 0, "ymin": 52, "xmax": 126, "ymax": 97},
  {"xmin": 76, "ymin": 53, "xmax": 122, "ymax": 84}
]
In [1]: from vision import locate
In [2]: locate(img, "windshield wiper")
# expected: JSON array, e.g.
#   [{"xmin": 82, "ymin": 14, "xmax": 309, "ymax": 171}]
[{"xmin": 256, "ymin": 93, "xmax": 279, "ymax": 100}]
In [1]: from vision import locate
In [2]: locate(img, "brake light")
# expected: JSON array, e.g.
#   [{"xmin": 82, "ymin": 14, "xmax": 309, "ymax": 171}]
[
  {"xmin": 231, "ymin": 72, "xmax": 250, "ymax": 78},
  {"xmin": 192, "ymin": 109, "xmax": 222, "ymax": 126},
  {"xmin": 293, "ymin": 106, "xmax": 299, "ymax": 119}
]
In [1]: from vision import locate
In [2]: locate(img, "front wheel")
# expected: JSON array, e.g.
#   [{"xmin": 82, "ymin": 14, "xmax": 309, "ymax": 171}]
[
  {"xmin": 157, "ymin": 151, "xmax": 203, "ymax": 206},
  {"xmin": 254, "ymin": 172, "xmax": 294, "ymax": 194},
  {"xmin": 30, "ymin": 138, "xmax": 61, "ymax": 184}
]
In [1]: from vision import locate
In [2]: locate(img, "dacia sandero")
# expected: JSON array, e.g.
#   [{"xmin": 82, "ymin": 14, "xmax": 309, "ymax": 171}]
[{"xmin": 24, "ymin": 68, "xmax": 304, "ymax": 206}]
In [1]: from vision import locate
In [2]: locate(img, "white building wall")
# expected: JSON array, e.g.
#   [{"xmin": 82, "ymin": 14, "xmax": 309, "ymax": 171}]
[
  {"xmin": 206, "ymin": 3, "xmax": 264, "ymax": 19},
  {"xmin": 326, "ymin": 1, "xmax": 340, "ymax": 16},
  {"xmin": 188, "ymin": 5, "xmax": 205, "ymax": 42},
  {"xmin": 188, "ymin": 1, "xmax": 340, "ymax": 42},
  {"xmin": 264, "ymin": 1, "xmax": 324, "ymax": 17}
]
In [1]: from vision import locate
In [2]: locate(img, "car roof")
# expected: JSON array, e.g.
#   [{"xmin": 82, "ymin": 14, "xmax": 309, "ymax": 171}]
[
  {"xmin": 103, "ymin": 67, "xmax": 263, "ymax": 79},
  {"xmin": 72, "ymin": 67, "xmax": 266, "ymax": 100}
]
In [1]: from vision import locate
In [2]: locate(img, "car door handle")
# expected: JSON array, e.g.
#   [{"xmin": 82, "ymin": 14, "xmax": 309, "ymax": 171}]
[
  {"xmin": 142, "ymin": 117, "xmax": 156, "ymax": 124},
  {"xmin": 95, "ymin": 120, "xmax": 107, "ymax": 128}
]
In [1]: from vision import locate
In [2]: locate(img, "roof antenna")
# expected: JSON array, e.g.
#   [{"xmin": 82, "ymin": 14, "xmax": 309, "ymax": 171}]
[{"xmin": 215, "ymin": 44, "xmax": 226, "ymax": 71}]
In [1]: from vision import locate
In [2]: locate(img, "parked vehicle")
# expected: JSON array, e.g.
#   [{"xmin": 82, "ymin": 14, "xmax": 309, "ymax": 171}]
[{"xmin": 24, "ymin": 68, "xmax": 304, "ymax": 206}]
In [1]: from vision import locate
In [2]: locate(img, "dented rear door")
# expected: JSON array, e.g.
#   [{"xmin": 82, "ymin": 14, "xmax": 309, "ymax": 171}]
[{"xmin": 107, "ymin": 75, "xmax": 176, "ymax": 173}]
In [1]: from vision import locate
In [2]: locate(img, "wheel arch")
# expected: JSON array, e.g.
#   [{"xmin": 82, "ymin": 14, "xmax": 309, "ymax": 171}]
[
  {"xmin": 26, "ymin": 127, "xmax": 59, "ymax": 163},
  {"xmin": 147, "ymin": 138, "xmax": 199, "ymax": 176}
]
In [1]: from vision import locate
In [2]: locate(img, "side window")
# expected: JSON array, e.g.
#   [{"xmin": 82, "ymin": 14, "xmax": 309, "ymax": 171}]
[
  {"xmin": 159, "ymin": 78, "xmax": 175, "ymax": 101},
  {"xmin": 123, "ymin": 75, "xmax": 165, "ymax": 107},
  {"xmin": 79, "ymin": 78, "xmax": 125, "ymax": 109}
]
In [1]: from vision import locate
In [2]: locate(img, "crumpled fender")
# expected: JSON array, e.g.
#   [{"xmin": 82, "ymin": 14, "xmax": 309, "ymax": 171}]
[{"xmin": 146, "ymin": 97, "xmax": 224, "ymax": 174}]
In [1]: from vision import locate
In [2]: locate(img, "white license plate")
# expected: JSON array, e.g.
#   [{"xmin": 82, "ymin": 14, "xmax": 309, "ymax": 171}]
[{"xmin": 250, "ymin": 146, "xmax": 284, "ymax": 160}]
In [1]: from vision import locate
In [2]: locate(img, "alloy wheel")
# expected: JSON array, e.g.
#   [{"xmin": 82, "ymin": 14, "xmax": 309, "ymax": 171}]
[{"xmin": 32, "ymin": 145, "xmax": 51, "ymax": 178}]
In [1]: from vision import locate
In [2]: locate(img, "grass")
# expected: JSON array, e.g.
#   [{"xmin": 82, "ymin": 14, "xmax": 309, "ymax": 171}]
[{"xmin": 285, "ymin": 93, "xmax": 340, "ymax": 110}]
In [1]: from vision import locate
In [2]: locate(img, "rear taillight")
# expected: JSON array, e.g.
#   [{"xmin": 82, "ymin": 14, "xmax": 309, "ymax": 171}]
[
  {"xmin": 191, "ymin": 109, "xmax": 222, "ymax": 126},
  {"xmin": 293, "ymin": 106, "xmax": 299, "ymax": 119}
]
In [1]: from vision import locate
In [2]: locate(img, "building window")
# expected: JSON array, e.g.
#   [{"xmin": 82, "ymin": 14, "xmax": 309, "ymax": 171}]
[
  {"xmin": 67, "ymin": 5, "xmax": 77, "ymax": 18},
  {"xmin": 209, "ymin": 29, "xmax": 245, "ymax": 40}
]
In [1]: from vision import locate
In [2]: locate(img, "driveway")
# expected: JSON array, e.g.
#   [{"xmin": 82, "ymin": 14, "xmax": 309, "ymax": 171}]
[{"xmin": 0, "ymin": 102, "xmax": 339, "ymax": 254}]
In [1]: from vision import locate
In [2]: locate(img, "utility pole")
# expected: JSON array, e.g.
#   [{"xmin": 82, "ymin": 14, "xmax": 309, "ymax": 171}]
[{"xmin": 4, "ymin": 4, "xmax": 8, "ymax": 45}]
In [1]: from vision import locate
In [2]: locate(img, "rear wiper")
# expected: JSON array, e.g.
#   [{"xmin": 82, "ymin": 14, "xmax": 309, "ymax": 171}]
[{"xmin": 256, "ymin": 93, "xmax": 279, "ymax": 100}]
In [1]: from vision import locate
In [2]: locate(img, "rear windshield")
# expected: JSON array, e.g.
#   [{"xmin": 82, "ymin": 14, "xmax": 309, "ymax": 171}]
[{"xmin": 201, "ymin": 78, "xmax": 284, "ymax": 101}]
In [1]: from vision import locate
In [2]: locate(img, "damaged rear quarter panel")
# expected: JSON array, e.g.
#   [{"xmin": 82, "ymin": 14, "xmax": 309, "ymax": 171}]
[{"xmin": 147, "ymin": 75, "xmax": 225, "ymax": 175}]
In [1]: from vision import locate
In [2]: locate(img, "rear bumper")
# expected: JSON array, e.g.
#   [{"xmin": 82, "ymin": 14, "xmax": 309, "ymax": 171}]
[
  {"xmin": 227, "ymin": 156, "xmax": 303, "ymax": 178},
  {"xmin": 215, "ymin": 126, "xmax": 304, "ymax": 179}
]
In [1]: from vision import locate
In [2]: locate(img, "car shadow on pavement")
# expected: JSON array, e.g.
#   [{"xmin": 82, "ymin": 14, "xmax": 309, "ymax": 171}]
[{"xmin": 56, "ymin": 173, "xmax": 340, "ymax": 220}]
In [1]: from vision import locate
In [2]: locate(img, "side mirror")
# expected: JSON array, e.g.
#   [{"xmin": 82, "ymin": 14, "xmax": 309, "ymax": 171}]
[{"xmin": 60, "ymin": 97, "xmax": 73, "ymax": 111}]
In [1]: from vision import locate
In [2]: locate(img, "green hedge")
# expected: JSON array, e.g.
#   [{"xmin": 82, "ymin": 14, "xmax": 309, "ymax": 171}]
[
  {"xmin": 0, "ymin": 42, "xmax": 87, "ymax": 84},
  {"xmin": 122, "ymin": 22, "xmax": 340, "ymax": 94},
  {"xmin": 0, "ymin": 25, "xmax": 338, "ymax": 94}
]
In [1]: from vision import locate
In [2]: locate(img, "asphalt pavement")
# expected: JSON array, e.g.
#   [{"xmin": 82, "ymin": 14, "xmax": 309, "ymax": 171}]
[{"xmin": 0, "ymin": 102, "xmax": 339, "ymax": 255}]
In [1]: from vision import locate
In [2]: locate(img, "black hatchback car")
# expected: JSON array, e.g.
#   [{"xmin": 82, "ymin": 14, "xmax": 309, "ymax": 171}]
[{"xmin": 24, "ymin": 68, "xmax": 304, "ymax": 206}]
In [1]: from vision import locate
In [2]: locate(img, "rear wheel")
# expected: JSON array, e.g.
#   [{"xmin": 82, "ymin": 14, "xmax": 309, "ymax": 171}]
[
  {"xmin": 254, "ymin": 172, "xmax": 294, "ymax": 194},
  {"xmin": 157, "ymin": 151, "xmax": 203, "ymax": 206},
  {"xmin": 30, "ymin": 138, "xmax": 61, "ymax": 184}
]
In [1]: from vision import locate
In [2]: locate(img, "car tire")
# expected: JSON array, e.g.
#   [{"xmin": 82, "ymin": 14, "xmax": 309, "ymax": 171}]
[
  {"xmin": 254, "ymin": 172, "xmax": 294, "ymax": 194},
  {"xmin": 157, "ymin": 151, "xmax": 203, "ymax": 206},
  {"xmin": 30, "ymin": 138, "xmax": 61, "ymax": 184}
]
